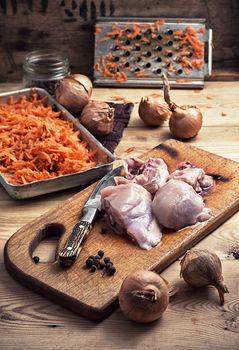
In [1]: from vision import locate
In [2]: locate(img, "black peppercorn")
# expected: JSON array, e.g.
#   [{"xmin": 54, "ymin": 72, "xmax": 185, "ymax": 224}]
[
  {"xmin": 100, "ymin": 227, "xmax": 108, "ymax": 234},
  {"xmin": 90, "ymin": 265, "xmax": 97, "ymax": 272},
  {"xmin": 105, "ymin": 262, "xmax": 113, "ymax": 270},
  {"xmin": 88, "ymin": 255, "xmax": 95, "ymax": 260},
  {"xmin": 85, "ymin": 258, "xmax": 94, "ymax": 268},
  {"xmin": 33, "ymin": 256, "xmax": 40, "ymax": 264},
  {"xmin": 98, "ymin": 262, "xmax": 105, "ymax": 269},
  {"xmin": 104, "ymin": 257, "xmax": 110, "ymax": 264},
  {"xmin": 108, "ymin": 266, "xmax": 116, "ymax": 275},
  {"xmin": 94, "ymin": 259, "xmax": 100, "ymax": 266},
  {"xmin": 97, "ymin": 250, "xmax": 104, "ymax": 258}
]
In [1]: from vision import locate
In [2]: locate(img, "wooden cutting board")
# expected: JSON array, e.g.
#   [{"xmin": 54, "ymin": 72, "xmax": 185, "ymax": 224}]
[{"xmin": 4, "ymin": 139, "xmax": 239, "ymax": 321}]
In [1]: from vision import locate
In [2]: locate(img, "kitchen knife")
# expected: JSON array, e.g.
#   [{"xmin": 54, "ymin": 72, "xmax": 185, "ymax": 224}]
[{"xmin": 58, "ymin": 166, "xmax": 122, "ymax": 267}]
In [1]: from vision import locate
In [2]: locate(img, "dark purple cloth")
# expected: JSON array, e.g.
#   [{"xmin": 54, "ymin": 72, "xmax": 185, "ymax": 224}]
[{"xmin": 96, "ymin": 102, "xmax": 134, "ymax": 153}]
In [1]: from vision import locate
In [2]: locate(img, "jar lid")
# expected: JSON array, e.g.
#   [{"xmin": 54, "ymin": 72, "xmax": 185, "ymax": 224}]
[{"xmin": 23, "ymin": 50, "xmax": 70, "ymax": 80}]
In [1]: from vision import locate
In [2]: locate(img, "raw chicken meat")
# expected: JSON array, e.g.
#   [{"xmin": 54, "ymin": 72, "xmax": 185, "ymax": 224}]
[
  {"xmin": 101, "ymin": 183, "xmax": 162, "ymax": 250},
  {"xmin": 115, "ymin": 157, "xmax": 169, "ymax": 194},
  {"xmin": 170, "ymin": 161, "xmax": 214, "ymax": 193},
  {"xmin": 152, "ymin": 179, "xmax": 212, "ymax": 230}
]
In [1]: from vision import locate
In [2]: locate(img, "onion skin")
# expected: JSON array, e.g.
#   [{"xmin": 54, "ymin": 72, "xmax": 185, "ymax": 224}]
[
  {"xmin": 80, "ymin": 100, "xmax": 115, "ymax": 136},
  {"xmin": 169, "ymin": 104, "xmax": 203, "ymax": 139},
  {"xmin": 118, "ymin": 270, "xmax": 169, "ymax": 323},
  {"xmin": 180, "ymin": 249, "xmax": 229, "ymax": 305},
  {"xmin": 138, "ymin": 94, "xmax": 172, "ymax": 126},
  {"xmin": 55, "ymin": 74, "xmax": 92, "ymax": 114}
]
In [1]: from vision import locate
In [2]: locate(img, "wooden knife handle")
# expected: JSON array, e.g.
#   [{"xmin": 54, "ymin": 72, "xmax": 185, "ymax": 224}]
[{"xmin": 58, "ymin": 221, "xmax": 92, "ymax": 267}]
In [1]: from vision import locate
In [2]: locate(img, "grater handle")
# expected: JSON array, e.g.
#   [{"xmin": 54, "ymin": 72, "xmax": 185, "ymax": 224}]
[{"xmin": 206, "ymin": 29, "xmax": 213, "ymax": 76}]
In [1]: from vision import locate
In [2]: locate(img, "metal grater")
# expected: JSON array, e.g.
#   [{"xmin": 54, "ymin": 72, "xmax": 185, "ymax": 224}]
[{"xmin": 94, "ymin": 17, "xmax": 212, "ymax": 88}]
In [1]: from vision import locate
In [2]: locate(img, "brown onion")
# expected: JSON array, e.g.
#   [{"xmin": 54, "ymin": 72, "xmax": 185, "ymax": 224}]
[
  {"xmin": 138, "ymin": 94, "xmax": 172, "ymax": 126},
  {"xmin": 55, "ymin": 74, "xmax": 92, "ymax": 114},
  {"xmin": 162, "ymin": 74, "xmax": 203, "ymax": 139},
  {"xmin": 80, "ymin": 100, "xmax": 115, "ymax": 136},
  {"xmin": 180, "ymin": 249, "xmax": 229, "ymax": 305},
  {"xmin": 118, "ymin": 270, "xmax": 169, "ymax": 323}
]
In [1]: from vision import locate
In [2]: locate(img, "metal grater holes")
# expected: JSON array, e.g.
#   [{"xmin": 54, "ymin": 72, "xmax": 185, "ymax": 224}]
[
  {"xmin": 165, "ymin": 29, "xmax": 173, "ymax": 35},
  {"xmin": 94, "ymin": 20, "xmax": 207, "ymax": 85}
]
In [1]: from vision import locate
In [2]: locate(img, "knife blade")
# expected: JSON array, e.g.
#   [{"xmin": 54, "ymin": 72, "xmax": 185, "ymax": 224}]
[{"xmin": 58, "ymin": 166, "xmax": 122, "ymax": 267}]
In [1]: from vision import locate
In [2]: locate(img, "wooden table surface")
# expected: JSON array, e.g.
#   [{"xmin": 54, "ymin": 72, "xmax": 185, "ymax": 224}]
[{"xmin": 0, "ymin": 82, "xmax": 239, "ymax": 350}]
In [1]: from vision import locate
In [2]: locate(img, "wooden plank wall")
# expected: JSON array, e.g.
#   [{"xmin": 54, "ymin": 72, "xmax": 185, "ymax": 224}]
[{"xmin": 0, "ymin": 0, "xmax": 239, "ymax": 83}]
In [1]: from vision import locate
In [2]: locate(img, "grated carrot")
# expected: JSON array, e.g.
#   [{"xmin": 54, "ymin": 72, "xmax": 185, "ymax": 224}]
[
  {"xmin": 180, "ymin": 57, "xmax": 193, "ymax": 68},
  {"xmin": 95, "ymin": 21, "xmax": 205, "ymax": 82},
  {"xmin": 127, "ymin": 23, "xmax": 141, "ymax": 39},
  {"xmin": 133, "ymin": 71, "xmax": 150, "ymax": 77},
  {"xmin": 106, "ymin": 54, "xmax": 114, "ymax": 61},
  {"xmin": 168, "ymin": 63, "xmax": 173, "ymax": 71},
  {"xmin": 110, "ymin": 96, "xmax": 131, "ymax": 104},
  {"xmin": 191, "ymin": 59, "xmax": 204, "ymax": 69},
  {"xmin": 0, "ymin": 92, "xmax": 97, "ymax": 185},
  {"xmin": 107, "ymin": 30, "xmax": 123, "ymax": 39},
  {"xmin": 176, "ymin": 78, "xmax": 192, "ymax": 83},
  {"xmin": 93, "ymin": 62, "xmax": 101, "ymax": 72},
  {"xmin": 151, "ymin": 33, "xmax": 157, "ymax": 39},
  {"xmin": 154, "ymin": 20, "xmax": 165, "ymax": 31},
  {"xmin": 183, "ymin": 67, "xmax": 191, "ymax": 75},
  {"xmin": 141, "ymin": 37, "xmax": 151, "ymax": 44},
  {"xmin": 98, "ymin": 37, "xmax": 110, "ymax": 42},
  {"xmin": 197, "ymin": 28, "xmax": 206, "ymax": 34},
  {"xmin": 177, "ymin": 26, "xmax": 204, "ymax": 72},
  {"xmin": 125, "ymin": 147, "xmax": 135, "ymax": 153},
  {"xmin": 115, "ymin": 72, "xmax": 127, "ymax": 82},
  {"xmin": 95, "ymin": 26, "xmax": 102, "ymax": 34}
]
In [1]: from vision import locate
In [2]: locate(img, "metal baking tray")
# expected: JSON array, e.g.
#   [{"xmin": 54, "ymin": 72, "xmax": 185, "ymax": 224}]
[
  {"xmin": 94, "ymin": 17, "xmax": 212, "ymax": 88},
  {"xmin": 0, "ymin": 88, "xmax": 115, "ymax": 199}
]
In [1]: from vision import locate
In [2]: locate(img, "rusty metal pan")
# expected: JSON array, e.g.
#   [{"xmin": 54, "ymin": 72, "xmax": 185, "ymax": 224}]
[{"xmin": 0, "ymin": 88, "xmax": 115, "ymax": 199}]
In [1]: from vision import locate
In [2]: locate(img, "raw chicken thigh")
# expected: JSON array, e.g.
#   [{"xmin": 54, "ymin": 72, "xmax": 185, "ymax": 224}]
[
  {"xmin": 101, "ymin": 183, "xmax": 162, "ymax": 250},
  {"xmin": 115, "ymin": 157, "xmax": 169, "ymax": 194},
  {"xmin": 170, "ymin": 161, "xmax": 214, "ymax": 194},
  {"xmin": 152, "ymin": 179, "xmax": 212, "ymax": 230}
]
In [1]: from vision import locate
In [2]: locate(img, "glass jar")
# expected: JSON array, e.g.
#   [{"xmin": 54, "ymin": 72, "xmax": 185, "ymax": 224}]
[{"xmin": 22, "ymin": 50, "xmax": 70, "ymax": 94}]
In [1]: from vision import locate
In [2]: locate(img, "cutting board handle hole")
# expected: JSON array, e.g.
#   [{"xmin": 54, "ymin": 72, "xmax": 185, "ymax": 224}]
[{"xmin": 30, "ymin": 223, "xmax": 65, "ymax": 263}]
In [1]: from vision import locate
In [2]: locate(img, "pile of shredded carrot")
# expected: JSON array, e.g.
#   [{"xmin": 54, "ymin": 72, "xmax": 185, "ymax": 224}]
[
  {"xmin": 178, "ymin": 26, "xmax": 204, "ymax": 73},
  {"xmin": 0, "ymin": 93, "xmax": 97, "ymax": 185}
]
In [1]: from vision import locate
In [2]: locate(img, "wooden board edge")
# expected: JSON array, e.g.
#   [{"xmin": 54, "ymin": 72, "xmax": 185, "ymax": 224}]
[
  {"xmin": 154, "ymin": 139, "xmax": 239, "ymax": 167},
  {"xmin": 152, "ymin": 200, "xmax": 239, "ymax": 273}
]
